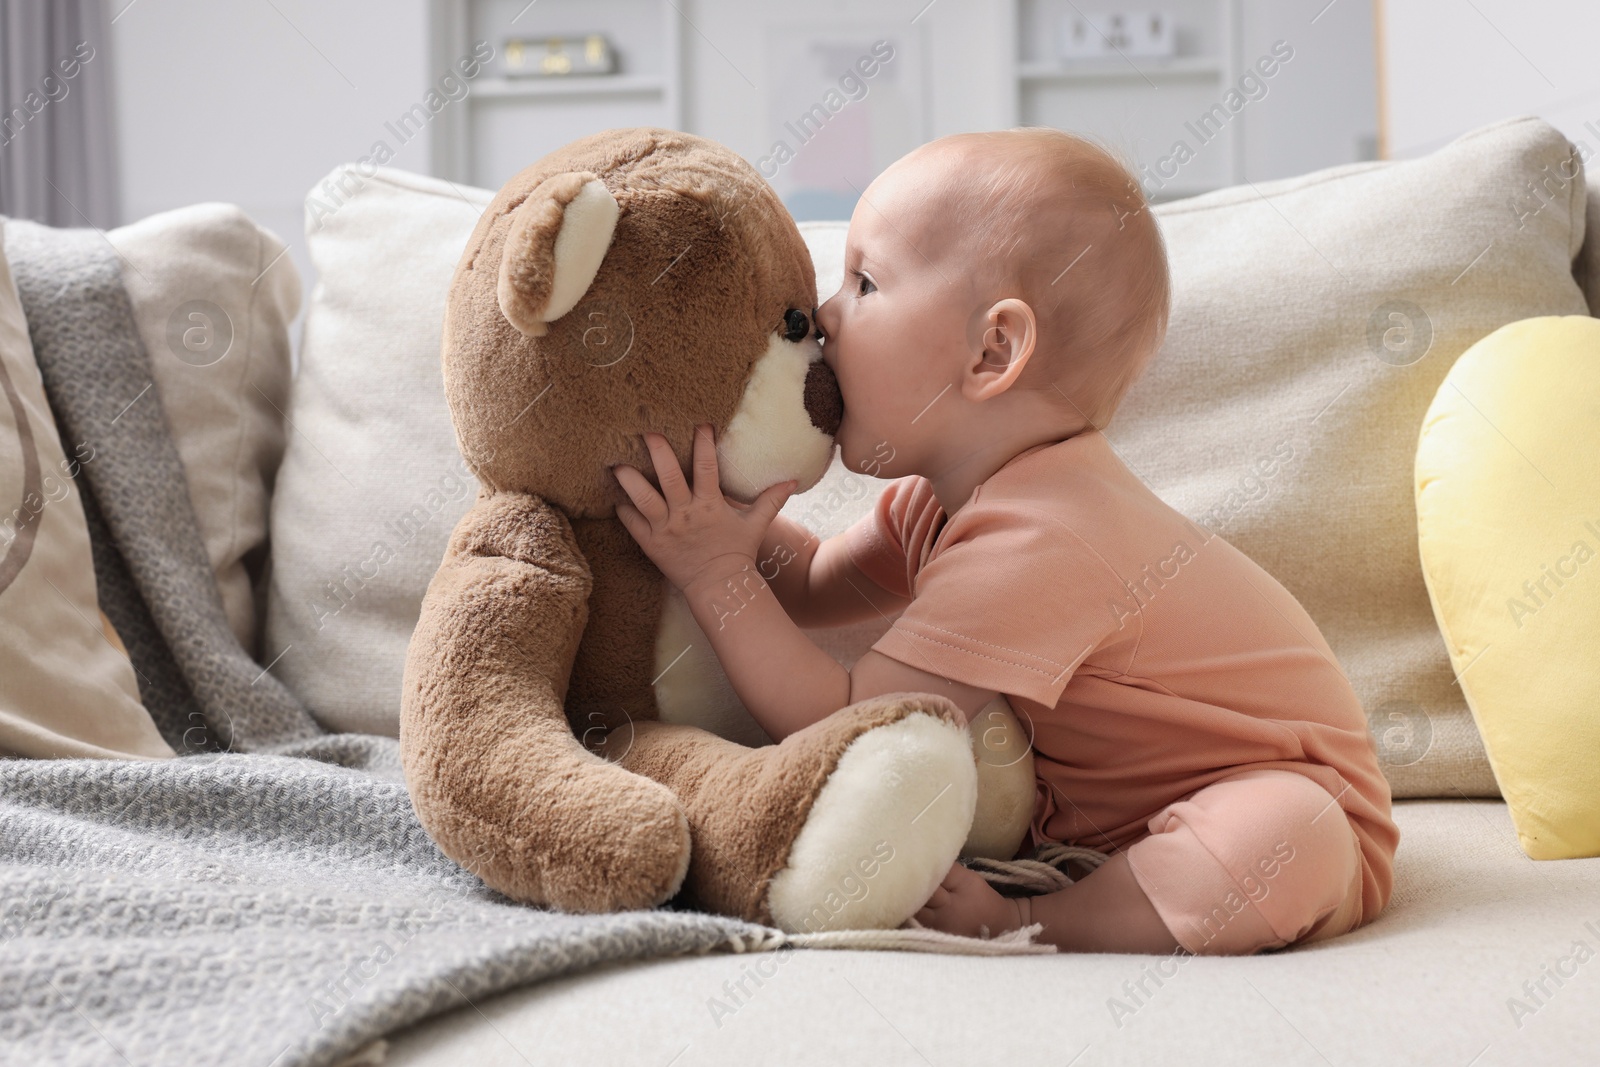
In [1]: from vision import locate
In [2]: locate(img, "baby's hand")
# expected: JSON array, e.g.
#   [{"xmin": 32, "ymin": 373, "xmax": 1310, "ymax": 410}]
[
  {"xmin": 912, "ymin": 862, "xmax": 1026, "ymax": 939},
  {"xmin": 612, "ymin": 424, "xmax": 797, "ymax": 594}
]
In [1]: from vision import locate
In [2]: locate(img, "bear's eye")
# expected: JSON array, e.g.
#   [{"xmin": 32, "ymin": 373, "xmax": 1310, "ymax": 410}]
[{"xmin": 783, "ymin": 308, "xmax": 811, "ymax": 343}]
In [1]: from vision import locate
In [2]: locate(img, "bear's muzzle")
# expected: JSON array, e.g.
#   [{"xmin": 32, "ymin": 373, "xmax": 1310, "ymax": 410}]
[{"xmin": 803, "ymin": 359, "xmax": 843, "ymax": 437}]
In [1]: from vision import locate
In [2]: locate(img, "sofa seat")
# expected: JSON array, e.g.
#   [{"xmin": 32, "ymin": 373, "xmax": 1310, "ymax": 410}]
[{"xmin": 382, "ymin": 798, "xmax": 1596, "ymax": 1066}]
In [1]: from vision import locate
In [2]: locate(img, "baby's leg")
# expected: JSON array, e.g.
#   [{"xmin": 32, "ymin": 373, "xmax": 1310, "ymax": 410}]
[
  {"xmin": 1027, "ymin": 848, "xmax": 1183, "ymax": 953},
  {"xmin": 1122, "ymin": 767, "xmax": 1365, "ymax": 956}
]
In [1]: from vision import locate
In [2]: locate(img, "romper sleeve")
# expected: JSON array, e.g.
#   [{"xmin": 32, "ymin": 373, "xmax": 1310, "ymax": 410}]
[
  {"xmin": 842, "ymin": 475, "xmax": 938, "ymax": 600},
  {"xmin": 861, "ymin": 495, "xmax": 1130, "ymax": 708}
]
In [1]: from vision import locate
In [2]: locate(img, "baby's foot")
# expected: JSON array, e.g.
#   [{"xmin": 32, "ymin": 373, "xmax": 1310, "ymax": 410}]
[{"xmin": 913, "ymin": 861, "xmax": 1026, "ymax": 939}]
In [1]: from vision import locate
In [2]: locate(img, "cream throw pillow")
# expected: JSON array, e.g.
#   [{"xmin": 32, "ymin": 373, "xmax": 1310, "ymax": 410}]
[
  {"xmin": 0, "ymin": 216, "xmax": 174, "ymax": 761},
  {"xmin": 107, "ymin": 204, "xmax": 300, "ymax": 659},
  {"xmin": 264, "ymin": 166, "xmax": 494, "ymax": 735}
]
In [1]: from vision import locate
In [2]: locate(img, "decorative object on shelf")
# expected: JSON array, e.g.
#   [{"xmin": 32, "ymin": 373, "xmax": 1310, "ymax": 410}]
[
  {"xmin": 1015, "ymin": 0, "xmax": 1243, "ymax": 200},
  {"xmin": 503, "ymin": 33, "xmax": 617, "ymax": 77},
  {"xmin": 1058, "ymin": 11, "xmax": 1176, "ymax": 60}
]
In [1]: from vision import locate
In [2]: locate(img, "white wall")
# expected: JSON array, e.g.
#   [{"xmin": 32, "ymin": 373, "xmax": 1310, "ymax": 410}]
[
  {"xmin": 111, "ymin": 0, "xmax": 435, "ymax": 344},
  {"xmin": 109, "ymin": 0, "xmax": 1383, "ymax": 342},
  {"xmin": 680, "ymin": 0, "xmax": 1378, "ymax": 185},
  {"xmin": 1379, "ymin": 0, "xmax": 1600, "ymax": 159},
  {"xmin": 1239, "ymin": 0, "xmax": 1378, "ymax": 177}
]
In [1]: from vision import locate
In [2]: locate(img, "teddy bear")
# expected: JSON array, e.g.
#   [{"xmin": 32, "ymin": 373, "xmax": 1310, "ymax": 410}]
[{"xmin": 400, "ymin": 127, "xmax": 1036, "ymax": 932}]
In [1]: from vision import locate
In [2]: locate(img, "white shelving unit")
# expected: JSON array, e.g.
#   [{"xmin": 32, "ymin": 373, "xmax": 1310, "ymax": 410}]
[
  {"xmin": 429, "ymin": 0, "xmax": 682, "ymax": 189},
  {"xmin": 1010, "ymin": 0, "xmax": 1244, "ymax": 202},
  {"xmin": 466, "ymin": 74, "xmax": 672, "ymax": 99}
]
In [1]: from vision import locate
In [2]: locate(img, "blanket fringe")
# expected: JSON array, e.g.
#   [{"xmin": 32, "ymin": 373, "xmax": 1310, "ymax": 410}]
[
  {"xmin": 715, "ymin": 843, "xmax": 1111, "ymax": 957},
  {"xmin": 721, "ymin": 922, "xmax": 1057, "ymax": 956},
  {"xmin": 965, "ymin": 842, "xmax": 1112, "ymax": 895}
]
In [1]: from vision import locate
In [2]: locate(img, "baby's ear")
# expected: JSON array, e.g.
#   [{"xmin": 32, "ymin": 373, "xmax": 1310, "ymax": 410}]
[{"xmin": 497, "ymin": 171, "xmax": 619, "ymax": 338}]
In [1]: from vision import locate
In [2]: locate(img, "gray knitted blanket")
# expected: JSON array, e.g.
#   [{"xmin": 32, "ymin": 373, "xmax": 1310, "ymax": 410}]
[{"xmin": 0, "ymin": 221, "xmax": 774, "ymax": 1067}]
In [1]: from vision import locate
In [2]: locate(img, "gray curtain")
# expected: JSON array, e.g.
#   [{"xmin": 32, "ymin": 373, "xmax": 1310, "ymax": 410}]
[{"xmin": 0, "ymin": 0, "xmax": 119, "ymax": 228}]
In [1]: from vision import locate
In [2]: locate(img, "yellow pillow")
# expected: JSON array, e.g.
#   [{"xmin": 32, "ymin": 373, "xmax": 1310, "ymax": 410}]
[{"xmin": 1415, "ymin": 315, "xmax": 1600, "ymax": 859}]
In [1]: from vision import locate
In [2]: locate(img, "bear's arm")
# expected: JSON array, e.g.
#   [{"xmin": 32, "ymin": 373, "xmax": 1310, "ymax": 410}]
[{"xmin": 400, "ymin": 491, "xmax": 630, "ymax": 905}]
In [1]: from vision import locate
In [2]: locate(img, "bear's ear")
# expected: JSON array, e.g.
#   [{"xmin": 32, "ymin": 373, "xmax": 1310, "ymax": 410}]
[{"xmin": 497, "ymin": 171, "xmax": 620, "ymax": 338}]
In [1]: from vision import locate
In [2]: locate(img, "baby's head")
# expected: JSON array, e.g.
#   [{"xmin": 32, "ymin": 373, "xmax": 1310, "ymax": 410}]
[{"xmin": 817, "ymin": 127, "xmax": 1170, "ymax": 483}]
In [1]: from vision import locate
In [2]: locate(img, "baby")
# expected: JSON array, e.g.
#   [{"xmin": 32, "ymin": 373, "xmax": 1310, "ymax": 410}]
[{"xmin": 611, "ymin": 127, "xmax": 1399, "ymax": 955}]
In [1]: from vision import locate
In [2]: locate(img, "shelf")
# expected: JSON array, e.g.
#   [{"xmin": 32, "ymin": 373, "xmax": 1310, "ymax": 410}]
[
  {"xmin": 430, "ymin": 0, "xmax": 683, "ymax": 187},
  {"xmin": 1013, "ymin": 1, "xmax": 1244, "ymax": 194},
  {"xmin": 470, "ymin": 74, "xmax": 668, "ymax": 99},
  {"xmin": 1018, "ymin": 56, "xmax": 1223, "ymax": 82}
]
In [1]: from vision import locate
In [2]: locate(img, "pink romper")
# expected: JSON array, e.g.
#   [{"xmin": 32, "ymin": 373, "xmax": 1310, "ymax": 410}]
[{"xmin": 844, "ymin": 429, "xmax": 1400, "ymax": 955}]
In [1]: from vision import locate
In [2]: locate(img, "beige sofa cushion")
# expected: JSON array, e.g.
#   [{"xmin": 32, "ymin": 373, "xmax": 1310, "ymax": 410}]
[
  {"xmin": 1106, "ymin": 116, "xmax": 1589, "ymax": 799},
  {"xmin": 107, "ymin": 204, "xmax": 301, "ymax": 658},
  {"xmin": 0, "ymin": 217, "xmax": 174, "ymax": 761},
  {"xmin": 264, "ymin": 120, "xmax": 1588, "ymax": 802},
  {"xmin": 263, "ymin": 166, "xmax": 494, "ymax": 735}
]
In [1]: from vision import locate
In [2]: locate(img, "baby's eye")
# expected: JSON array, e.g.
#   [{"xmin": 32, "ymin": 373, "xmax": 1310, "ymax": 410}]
[{"xmin": 851, "ymin": 268, "xmax": 876, "ymax": 296}]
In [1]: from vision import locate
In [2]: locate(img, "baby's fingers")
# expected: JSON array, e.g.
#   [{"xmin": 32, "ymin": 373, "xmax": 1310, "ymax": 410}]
[
  {"xmin": 642, "ymin": 431, "xmax": 692, "ymax": 509},
  {"xmin": 691, "ymin": 424, "xmax": 722, "ymax": 501},
  {"xmin": 612, "ymin": 463, "xmax": 668, "ymax": 525},
  {"xmin": 614, "ymin": 501, "xmax": 651, "ymax": 544},
  {"xmin": 749, "ymin": 478, "xmax": 798, "ymax": 526}
]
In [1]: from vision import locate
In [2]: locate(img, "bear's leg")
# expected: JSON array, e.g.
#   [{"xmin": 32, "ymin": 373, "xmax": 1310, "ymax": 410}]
[{"xmin": 597, "ymin": 692, "xmax": 977, "ymax": 932}]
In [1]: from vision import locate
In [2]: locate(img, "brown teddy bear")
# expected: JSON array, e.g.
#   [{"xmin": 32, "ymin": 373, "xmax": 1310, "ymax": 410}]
[{"xmin": 400, "ymin": 127, "xmax": 1034, "ymax": 932}]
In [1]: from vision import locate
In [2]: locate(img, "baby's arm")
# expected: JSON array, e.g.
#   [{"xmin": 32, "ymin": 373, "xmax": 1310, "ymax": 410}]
[
  {"xmin": 612, "ymin": 427, "xmax": 995, "ymax": 738},
  {"xmin": 757, "ymin": 513, "xmax": 916, "ymax": 627},
  {"xmin": 680, "ymin": 555, "xmax": 998, "ymax": 740},
  {"xmin": 713, "ymin": 505, "xmax": 998, "ymax": 739}
]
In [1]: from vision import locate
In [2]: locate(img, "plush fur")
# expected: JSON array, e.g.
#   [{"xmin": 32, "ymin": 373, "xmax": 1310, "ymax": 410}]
[{"xmin": 400, "ymin": 128, "xmax": 1026, "ymax": 930}]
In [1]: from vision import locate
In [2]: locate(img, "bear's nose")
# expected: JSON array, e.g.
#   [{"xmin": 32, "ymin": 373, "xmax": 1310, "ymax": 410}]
[
  {"xmin": 784, "ymin": 308, "xmax": 812, "ymax": 343},
  {"xmin": 803, "ymin": 358, "xmax": 843, "ymax": 437}
]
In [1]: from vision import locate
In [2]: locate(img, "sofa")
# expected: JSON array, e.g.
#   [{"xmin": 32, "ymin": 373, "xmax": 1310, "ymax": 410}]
[
  {"xmin": 2, "ymin": 115, "xmax": 1596, "ymax": 1066},
  {"xmin": 376, "ymin": 115, "xmax": 1600, "ymax": 1067},
  {"xmin": 386, "ymin": 797, "xmax": 1596, "ymax": 1065}
]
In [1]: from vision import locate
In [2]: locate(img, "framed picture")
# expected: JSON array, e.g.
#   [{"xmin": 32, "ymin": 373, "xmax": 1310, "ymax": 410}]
[{"xmin": 759, "ymin": 23, "xmax": 930, "ymax": 221}]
